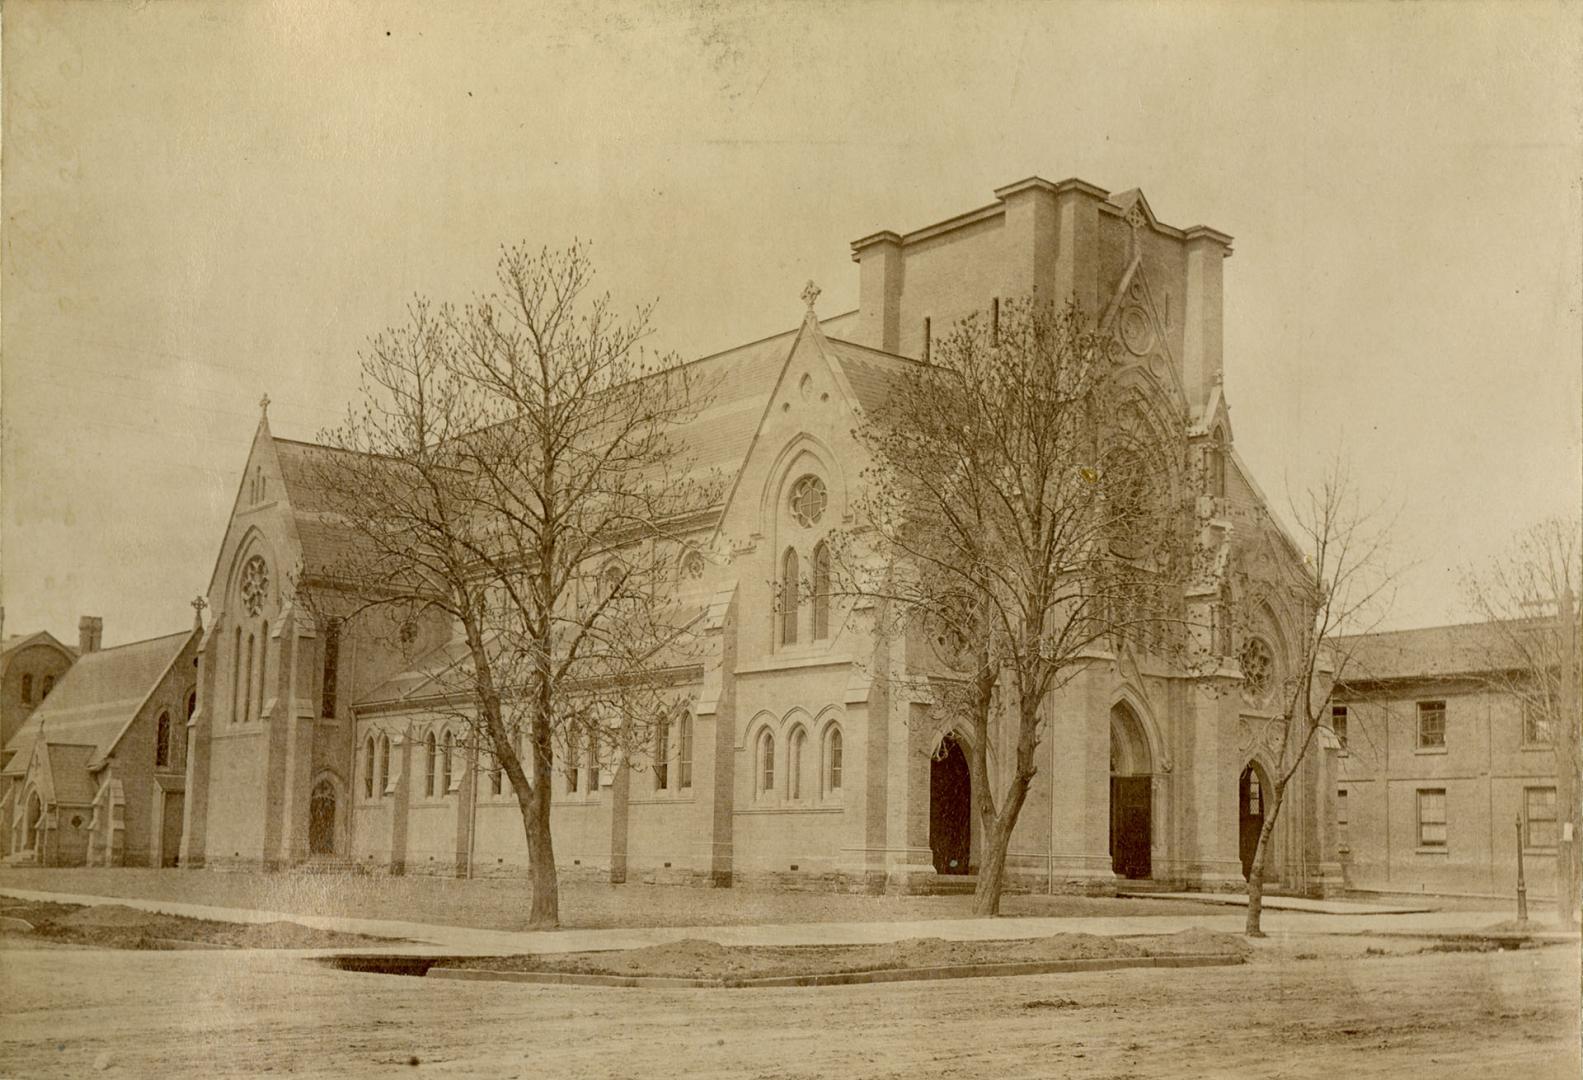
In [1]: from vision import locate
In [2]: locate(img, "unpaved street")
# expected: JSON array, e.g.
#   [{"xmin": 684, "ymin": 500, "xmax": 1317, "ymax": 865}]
[{"xmin": 1, "ymin": 937, "xmax": 1576, "ymax": 1079}]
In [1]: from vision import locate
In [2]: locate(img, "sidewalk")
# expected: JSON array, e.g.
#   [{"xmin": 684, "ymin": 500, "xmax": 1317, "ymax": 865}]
[
  {"xmin": 1118, "ymin": 891, "xmax": 1435, "ymax": 915},
  {"xmin": 0, "ymin": 884, "xmax": 1546, "ymax": 958}
]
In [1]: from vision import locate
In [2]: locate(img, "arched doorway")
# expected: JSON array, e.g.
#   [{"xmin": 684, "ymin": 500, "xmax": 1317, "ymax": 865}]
[
  {"xmin": 1239, "ymin": 764, "xmax": 1267, "ymax": 880},
  {"xmin": 308, "ymin": 780, "xmax": 337, "ymax": 857},
  {"xmin": 929, "ymin": 734, "xmax": 972, "ymax": 875},
  {"xmin": 1110, "ymin": 703, "xmax": 1153, "ymax": 879}
]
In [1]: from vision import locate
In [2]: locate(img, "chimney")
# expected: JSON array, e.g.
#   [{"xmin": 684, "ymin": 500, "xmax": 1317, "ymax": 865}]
[{"xmin": 79, "ymin": 616, "xmax": 103, "ymax": 655}]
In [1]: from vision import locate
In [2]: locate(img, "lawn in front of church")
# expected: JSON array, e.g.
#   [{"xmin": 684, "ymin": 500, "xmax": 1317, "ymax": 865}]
[{"xmin": 0, "ymin": 867, "xmax": 1230, "ymax": 931}]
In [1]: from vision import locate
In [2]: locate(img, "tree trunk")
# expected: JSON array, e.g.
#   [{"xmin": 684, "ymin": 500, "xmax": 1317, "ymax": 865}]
[
  {"xmin": 520, "ymin": 784, "xmax": 559, "ymax": 929},
  {"xmin": 972, "ymin": 775, "xmax": 1031, "ymax": 916},
  {"xmin": 1244, "ymin": 783, "xmax": 1286, "ymax": 937}
]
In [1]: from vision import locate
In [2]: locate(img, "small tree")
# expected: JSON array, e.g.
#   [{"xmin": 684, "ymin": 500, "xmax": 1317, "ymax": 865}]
[
  {"xmin": 1461, "ymin": 517, "xmax": 1583, "ymax": 927},
  {"xmin": 305, "ymin": 243, "xmax": 716, "ymax": 928},
  {"xmin": 836, "ymin": 297, "xmax": 1194, "ymax": 916},
  {"xmin": 1238, "ymin": 460, "xmax": 1397, "ymax": 936}
]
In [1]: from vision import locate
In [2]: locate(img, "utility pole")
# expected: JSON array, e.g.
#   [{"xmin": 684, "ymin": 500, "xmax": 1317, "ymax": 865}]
[{"xmin": 1558, "ymin": 585, "xmax": 1580, "ymax": 928}]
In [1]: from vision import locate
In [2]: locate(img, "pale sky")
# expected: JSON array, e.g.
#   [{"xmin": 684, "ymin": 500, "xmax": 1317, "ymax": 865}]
[{"xmin": 3, "ymin": 0, "xmax": 1580, "ymax": 647}]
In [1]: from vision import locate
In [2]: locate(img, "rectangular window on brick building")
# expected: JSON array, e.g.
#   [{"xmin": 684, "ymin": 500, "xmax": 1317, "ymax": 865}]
[
  {"xmin": 1416, "ymin": 701, "xmax": 1445, "ymax": 749},
  {"xmin": 1417, "ymin": 788, "xmax": 1447, "ymax": 848},
  {"xmin": 1525, "ymin": 787, "xmax": 1558, "ymax": 849},
  {"xmin": 1331, "ymin": 705, "xmax": 1348, "ymax": 750},
  {"xmin": 1523, "ymin": 701, "xmax": 1554, "ymax": 745}
]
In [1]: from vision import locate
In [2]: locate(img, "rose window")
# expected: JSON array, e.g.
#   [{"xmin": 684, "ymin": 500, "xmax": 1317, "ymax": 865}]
[
  {"xmin": 1239, "ymin": 636, "xmax": 1274, "ymax": 703},
  {"xmin": 790, "ymin": 475, "xmax": 828, "ymax": 527},
  {"xmin": 240, "ymin": 556, "xmax": 269, "ymax": 617}
]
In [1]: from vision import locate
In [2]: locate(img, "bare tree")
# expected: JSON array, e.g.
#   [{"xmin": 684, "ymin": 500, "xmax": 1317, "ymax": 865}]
[
  {"xmin": 1462, "ymin": 517, "xmax": 1583, "ymax": 927},
  {"xmin": 304, "ymin": 243, "xmax": 717, "ymax": 929},
  {"xmin": 834, "ymin": 297, "xmax": 1196, "ymax": 916},
  {"xmin": 1237, "ymin": 460, "xmax": 1398, "ymax": 936}
]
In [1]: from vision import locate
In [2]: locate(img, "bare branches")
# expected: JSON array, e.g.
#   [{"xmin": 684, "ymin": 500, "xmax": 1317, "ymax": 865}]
[
  {"xmin": 296, "ymin": 242, "xmax": 718, "ymax": 928},
  {"xmin": 834, "ymin": 296, "xmax": 1198, "ymax": 914}
]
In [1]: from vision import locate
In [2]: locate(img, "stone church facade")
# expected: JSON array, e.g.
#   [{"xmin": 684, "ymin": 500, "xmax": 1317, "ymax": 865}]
[{"xmin": 180, "ymin": 176, "xmax": 1341, "ymax": 895}]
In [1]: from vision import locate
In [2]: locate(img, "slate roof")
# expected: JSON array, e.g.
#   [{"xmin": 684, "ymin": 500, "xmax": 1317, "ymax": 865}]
[
  {"xmin": 1333, "ymin": 620, "xmax": 1543, "ymax": 685},
  {"xmin": 1, "ymin": 630, "xmax": 193, "ymax": 777}
]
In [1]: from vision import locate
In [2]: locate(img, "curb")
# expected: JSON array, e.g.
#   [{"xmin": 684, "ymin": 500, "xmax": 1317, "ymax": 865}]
[{"xmin": 423, "ymin": 951, "xmax": 1244, "ymax": 989}]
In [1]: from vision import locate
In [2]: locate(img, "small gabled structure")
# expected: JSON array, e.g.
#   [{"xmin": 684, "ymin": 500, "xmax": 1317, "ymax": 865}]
[
  {"xmin": 0, "ymin": 627, "xmax": 78, "ymax": 755},
  {"xmin": 0, "ymin": 627, "xmax": 198, "ymax": 867}
]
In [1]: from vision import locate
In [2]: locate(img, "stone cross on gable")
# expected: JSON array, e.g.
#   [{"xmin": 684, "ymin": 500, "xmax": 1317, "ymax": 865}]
[
  {"xmin": 801, "ymin": 280, "xmax": 821, "ymax": 313},
  {"xmin": 191, "ymin": 595, "xmax": 208, "ymax": 630},
  {"xmin": 259, "ymin": 393, "xmax": 271, "ymax": 419}
]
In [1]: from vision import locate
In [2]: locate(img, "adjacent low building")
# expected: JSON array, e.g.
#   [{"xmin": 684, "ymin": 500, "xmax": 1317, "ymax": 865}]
[
  {"xmin": 1332, "ymin": 621, "xmax": 1565, "ymax": 901},
  {"xmin": 0, "ymin": 621, "xmax": 200, "ymax": 867}
]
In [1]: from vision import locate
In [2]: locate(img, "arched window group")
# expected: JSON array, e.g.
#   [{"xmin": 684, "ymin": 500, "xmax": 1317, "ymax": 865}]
[
  {"xmin": 363, "ymin": 733, "xmax": 394, "ymax": 800},
  {"xmin": 754, "ymin": 719, "xmax": 843, "ymax": 801},
  {"xmin": 779, "ymin": 540, "xmax": 832, "ymax": 647},
  {"xmin": 229, "ymin": 620, "xmax": 270, "ymax": 724}
]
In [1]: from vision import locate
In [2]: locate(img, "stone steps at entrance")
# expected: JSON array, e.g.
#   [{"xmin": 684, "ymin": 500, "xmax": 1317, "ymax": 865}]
[{"xmin": 916, "ymin": 874, "xmax": 978, "ymax": 896}]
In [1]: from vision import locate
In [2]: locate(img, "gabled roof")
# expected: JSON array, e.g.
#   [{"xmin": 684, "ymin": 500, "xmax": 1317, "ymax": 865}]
[
  {"xmin": 1, "ymin": 631, "xmax": 76, "ymax": 671},
  {"xmin": 2, "ymin": 630, "xmax": 194, "ymax": 776},
  {"xmin": 44, "ymin": 743, "xmax": 98, "ymax": 804},
  {"xmin": 1334, "ymin": 620, "xmax": 1543, "ymax": 685}
]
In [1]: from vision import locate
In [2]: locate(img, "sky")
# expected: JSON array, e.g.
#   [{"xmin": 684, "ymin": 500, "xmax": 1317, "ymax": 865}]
[{"xmin": 3, "ymin": 0, "xmax": 1580, "ymax": 648}]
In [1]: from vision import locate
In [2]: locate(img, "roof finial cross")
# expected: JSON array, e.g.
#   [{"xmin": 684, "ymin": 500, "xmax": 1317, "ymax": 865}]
[
  {"xmin": 801, "ymin": 280, "xmax": 821, "ymax": 313},
  {"xmin": 191, "ymin": 595, "xmax": 208, "ymax": 630},
  {"xmin": 259, "ymin": 393, "xmax": 271, "ymax": 419}
]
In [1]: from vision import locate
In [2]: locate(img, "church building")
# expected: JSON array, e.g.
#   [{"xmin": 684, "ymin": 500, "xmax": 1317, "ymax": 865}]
[{"xmin": 178, "ymin": 177, "xmax": 1341, "ymax": 895}]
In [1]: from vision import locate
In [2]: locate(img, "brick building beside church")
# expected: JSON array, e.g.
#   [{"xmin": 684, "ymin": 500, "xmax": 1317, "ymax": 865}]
[{"xmin": 177, "ymin": 177, "xmax": 1342, "ymax": 895}]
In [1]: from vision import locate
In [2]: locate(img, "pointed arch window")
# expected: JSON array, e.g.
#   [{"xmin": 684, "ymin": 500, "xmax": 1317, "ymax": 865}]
[
  {"xmin": 654, "ymin": 713, "xmax": 670, "ymax": 791},
  {"xmin": 781, "ymin": 548, "xmax": 800, "ymax": 645},
  {"xmin": 363, "ymin": 736, "xmax": 376, "ymax": 798},
  {"xmin": 789, "ymin": 728, "xmax": 807, "ymax": 799},
  {"xmin": 320, "ymin": 618, "xmax": 341, "ymax": 719},
  {"xmin": 825, "ymin": 727, "xmax": 843, "ymax": 794},
  {"xmin": 243, "ymin": 633, "xmax": 255, "ymax": 723},
  {"xmin": 678, "ymin": 711, "xmax": 694, "ymax": 790},
  {"xmin": 231, "ymin": 626, "xmax": 243, "ymax": 724},
  {"xmin": 759, "ymin": 730, "xmax": 776, "ymax": 795},
  {"xmin": 489, "ymin": 752, "xmax": 505, "ymax": 796},
  {"xmin": 378, "ymin": 735, "xmax": 391, "ymax": 797},
  {"xmin": 255, "ymin": 620, "xmax": 269, "ymax": 721},
  {"xmin": 566, "ymin": 730, "xmax": 581, "ymax": 793},
  {"xmin": 19, "ymin": 674, "xmax": 31, "ymax": 705},
  {"xmin": 155, "ymin": 712, "xmax": 173, "ymax": 768},
  {"xmin": 442, "ymin": 730, "xmax": 456, "ymax": 794},
  {"xmin": 812, "ymin": 541, "xmax": 831, "ymax": 641},
  {"xmin": 424, "ymin": 731, "xmax": 438, "ymax": 796}
]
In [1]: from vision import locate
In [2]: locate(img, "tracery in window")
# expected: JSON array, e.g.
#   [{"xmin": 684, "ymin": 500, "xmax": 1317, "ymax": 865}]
[
  {"xmin": 789, "ymin": 475, "xmax": 828, "ymax": 528},
  {"xmin": 1239, "ymin": 636, "xmax": 1273, "ymax": 704}
]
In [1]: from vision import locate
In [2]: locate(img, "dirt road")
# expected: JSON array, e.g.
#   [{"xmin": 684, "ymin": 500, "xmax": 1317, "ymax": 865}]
[{"xmin": 1, "ymin": 938, "xmax": 1575, "ymax": 1078}]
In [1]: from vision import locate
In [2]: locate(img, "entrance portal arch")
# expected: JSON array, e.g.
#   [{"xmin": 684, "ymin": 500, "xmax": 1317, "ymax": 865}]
[
  {"xmin": 929, "ymin": 734, "xmax": 972, "ymax": 875},
  {"xmin": 1110, "ymin": 703, "xmax": 1153, "ymax": 879},
  {"xmin": 308, "ymin": 779, "xmax": 338, "ymax": 857},
  {"xmin": 1239, "ymin": 762, "xmax": 1272, "ymax": 880}
]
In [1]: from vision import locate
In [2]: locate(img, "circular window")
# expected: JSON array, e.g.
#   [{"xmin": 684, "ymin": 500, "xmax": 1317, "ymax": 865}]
[
  {"xmin": 240, "ymin": 556, "xmax": 270, "ymax": 616},
  {"xmin": 682, "ymin": 550, "xmax": 706, "ymax": 580},
  {"xmin": 789, "ymin": 475, "xmax": 828, "ymax": 528},
  {"xmin": 1239, "ymin": 636, "xmax": 1274, "ymax": 703}
]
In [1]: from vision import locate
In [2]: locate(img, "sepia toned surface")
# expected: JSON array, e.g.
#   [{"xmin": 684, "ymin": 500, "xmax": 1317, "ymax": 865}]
[{"xmin": 3, "ymin": 3, "xmax": 1580, "ymax": 1078}]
